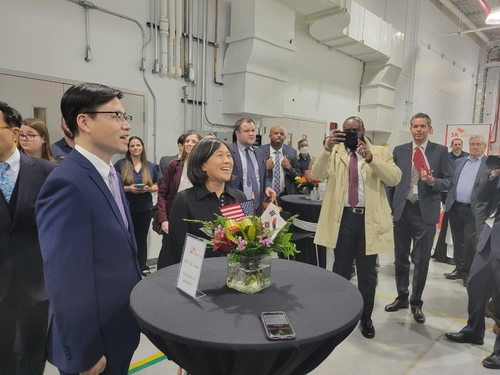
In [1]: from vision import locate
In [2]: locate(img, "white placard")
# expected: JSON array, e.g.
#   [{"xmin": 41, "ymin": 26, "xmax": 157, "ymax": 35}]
[{"xmin": 176, "ymin": 234, "xmax": 207, "ymax": 299}]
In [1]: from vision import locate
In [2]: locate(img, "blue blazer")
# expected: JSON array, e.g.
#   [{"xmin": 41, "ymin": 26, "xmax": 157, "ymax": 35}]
[
  {"xmin": 227, "ymin": 142, "xmax": 271, "ymax": 213},
  {"xmin": 259, "ymin": 143, "xmax": 301, "ymax": 195},
  {"xmin": 386, "ymin": 141, "xmax": 452, "ymax": 224},
  {"xmin": 36, "ymin": 150, "xmax": 141, "ymax": 373},
  {"xmin": 445, "ymin": 156, "xmax": 488, "ymax": 216}
]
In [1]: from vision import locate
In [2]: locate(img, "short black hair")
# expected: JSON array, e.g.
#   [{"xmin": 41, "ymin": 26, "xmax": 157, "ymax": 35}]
[
  {"xmin": 61, "ymin": 83, "xmax": 123, "ymax": 136},
  {"xmin": 0, "ymin": 101, "xmax": 22, "ymax": 128},
  {"xmin": 450, "ymin": 138, "xmax": 463, "ymax": 146},
  {"xmin": 187, "ymin": 138, "xmax": 231, "ymax": 185},
  {"xmin": 410, "ymin": 112, "xmax": 432, "ymax": 127}
]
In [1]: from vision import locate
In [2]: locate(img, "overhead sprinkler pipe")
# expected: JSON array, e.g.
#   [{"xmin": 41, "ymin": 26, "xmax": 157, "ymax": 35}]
[
  {"xmin": 168, "ymin": 0, "xmax": 176, "ymax": 77},
  {"xmin": 84, "ymin": 7, "xmax": 92, "ymax": 62},
  {"xmin": 159, "ymin": 0, "xmax": 169, "ymax": 77},
  {"xmin": 175, "ymin": 0, "xmax": 183, "ymax": 78},
  {"xmin": 152, "ymin": 0, "xmax": 159, "ymax": 74},
  {"xmin": 187, "ymin": 0, "xmax": 194, "ymax": 82}
]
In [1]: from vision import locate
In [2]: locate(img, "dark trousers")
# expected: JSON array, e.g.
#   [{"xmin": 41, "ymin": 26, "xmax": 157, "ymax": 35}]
[
  {"xmin": 461, "ymin": 239, "xmax": 500, "ymax": 354},
  {"xmin": 433, "ymin": 212, "xmax": 450, "ymax": 263},
  {"xmin": 333, "ymin": 209, "xmax": 377, "ymax": 322},
  {"xmin": 394, "ymin": 201, "xmax": 436, "ymax": 308},
  {"xmin": 131, "ymin": 210, "xmax": 152, "ymax": 271},
  {"xmin": 448, "ymin": 203, "xmax": 477, "ymax": 276},
  {"xmin": 0, "ymin": 276, "xmax": 49, "ymax": 375},
  {"xmin": 59, "ymin": 355, "xmax": 133, "ymax": 375}
]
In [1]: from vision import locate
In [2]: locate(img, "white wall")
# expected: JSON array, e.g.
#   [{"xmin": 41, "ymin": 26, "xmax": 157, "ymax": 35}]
[{"xmin": 0, "ymin": 0, "xmax": 480, "ymax": 155}]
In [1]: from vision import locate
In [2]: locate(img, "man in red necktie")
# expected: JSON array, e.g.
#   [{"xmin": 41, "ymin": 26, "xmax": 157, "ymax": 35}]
[
  {"xmin": 385, "ymin": 112, "xmax": 452, "ymax": 324},
  {"xmin": 312, "ymin": 116, "xmax": 402, "ymax": 339}
]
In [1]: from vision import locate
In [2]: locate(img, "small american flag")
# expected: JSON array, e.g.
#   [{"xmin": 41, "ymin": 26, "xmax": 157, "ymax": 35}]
[{"xmin": 220, "ymin": 200, "xmax": 255, "ymax": 220}]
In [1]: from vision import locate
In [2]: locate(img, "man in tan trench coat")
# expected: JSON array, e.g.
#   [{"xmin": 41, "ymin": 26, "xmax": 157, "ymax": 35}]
[{"xmin": 312, "ymin": 116, "xmax": 402, "ymax": 339}]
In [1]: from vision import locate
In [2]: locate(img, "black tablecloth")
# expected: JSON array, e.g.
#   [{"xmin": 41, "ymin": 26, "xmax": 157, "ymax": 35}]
[
  {"xmin": 130, "ymin": 258, "xmax": 363, "ymax": 375},
  {"xmin": 280, "ymin": 195, "xmax": 327, "ymax": 268}
]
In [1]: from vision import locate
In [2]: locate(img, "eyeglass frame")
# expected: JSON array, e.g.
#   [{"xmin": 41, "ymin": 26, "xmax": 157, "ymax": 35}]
[
  {"xmin": 18, "ymin": 133, "xmax": 41, "ymax": 141},
  {"xmin": 84, "ymin": 111, "xmax": 132, "ymax": 123}
]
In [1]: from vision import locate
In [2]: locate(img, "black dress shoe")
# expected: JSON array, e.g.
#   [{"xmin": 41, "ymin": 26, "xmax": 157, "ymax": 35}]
[
  {"xmin": 444, "ymin": 269, "xmax": 461, "ymax": 280},
  {"xmin": 385, "ymin": 298, "xmax": 409, "ymax": 312},
  {"xmin": 444, "ymin": 332, "xmax": 484, "ymax": 345},
  {"xmin": 483, "ymin": 354, "xmax": 500, "ymax": 369},
  {"xmin": 411, "ymin": 307, "xmax": 426, "ymax": 323},
  {"xmin": 359, "ymin": 319, "xmax": 375, "ymax": 339},
  {"xmin": 462, "ymin": 275, "xmax": 468, "ymax": 287}
]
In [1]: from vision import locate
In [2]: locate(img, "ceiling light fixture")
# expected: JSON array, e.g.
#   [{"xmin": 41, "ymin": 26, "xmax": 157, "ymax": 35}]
[{"xmin": 486, "ymin": 6, "xmax": 500, "ymax": 24}]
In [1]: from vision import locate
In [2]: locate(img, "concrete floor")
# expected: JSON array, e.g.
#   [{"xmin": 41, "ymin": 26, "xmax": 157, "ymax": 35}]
[{"xmin": 44, "ymin": 250, "xmax": 497, "ymax": 375}]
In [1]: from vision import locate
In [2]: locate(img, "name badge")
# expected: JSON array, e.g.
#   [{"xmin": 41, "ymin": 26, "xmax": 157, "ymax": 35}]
[{"xmin": 176, "ymin": 234, "xmax": 207, "ymax": 299}]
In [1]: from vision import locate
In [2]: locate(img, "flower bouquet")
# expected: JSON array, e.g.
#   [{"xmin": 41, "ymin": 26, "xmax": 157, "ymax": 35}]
[
  {"xmin": 187, "ymin": 202, "xmax": 298, "ymax": 294},
  {"xmin": 295, "ymin": 170, "xmax": 320, "ymax": 198}
]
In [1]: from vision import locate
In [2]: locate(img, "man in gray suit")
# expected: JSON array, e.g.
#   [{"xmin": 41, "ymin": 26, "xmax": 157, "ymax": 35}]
[
  {"xmin": 443, "ymin": 135, "xmax": 487, "ymax": 286},
  {"xmin": 445, "ymin": 165, "xmax": 500, "ymax": 369},
  {"xmin": 259, "ymin": 125, "xmax": 301, "ymax": 199},
  {"xmin": 385, "ymin": 112, "xmax": 452, "ymax": 323}
]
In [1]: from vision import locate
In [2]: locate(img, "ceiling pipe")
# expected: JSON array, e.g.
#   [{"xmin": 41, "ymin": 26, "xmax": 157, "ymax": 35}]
[{"xmin": 436, "ymin": 0, "xmax": 490, "ymax": 43}]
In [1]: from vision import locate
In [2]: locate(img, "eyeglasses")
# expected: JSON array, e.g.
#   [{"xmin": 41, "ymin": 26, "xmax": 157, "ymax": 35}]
[
  {"xmin": 84, "ymin": 111, "xmax": 132, "ymax": 124},
  {"xmin": 19, "ymin": 133, "xmax": 40, "ymax": 141},
  {"xmin": 0, "ymin": 126, "xmax": 11, "ymax": 130}
]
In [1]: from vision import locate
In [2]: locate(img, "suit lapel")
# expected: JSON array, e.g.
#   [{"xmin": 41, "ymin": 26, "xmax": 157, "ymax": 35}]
[
  {"xmin": 231, "ymin": 144, "xmax": 243, "ymax": 184},
  {"xmin": 12, "ymin": 154, "xmax": 35, "ymax": 227},
  {"xmin": 476, "ymin": 157, "xmax": 488, "ymax": 184},
  {"xmin": 72, "ymin": 151, "xmax": 134, "ymax": 249}
]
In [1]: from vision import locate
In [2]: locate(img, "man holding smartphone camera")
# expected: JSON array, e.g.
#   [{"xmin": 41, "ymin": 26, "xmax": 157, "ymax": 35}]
[{"xmin": 312, "ymin": 116, "xmax": 402, "ymax": 339}]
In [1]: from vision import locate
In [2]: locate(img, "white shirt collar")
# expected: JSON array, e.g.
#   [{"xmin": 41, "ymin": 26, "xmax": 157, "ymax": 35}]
[
  {"xmin": 271, "ymin": 146, "xmax": 283, "ymax": 155},
  {"xmin": 75, "ymin": 144, "xmax": 113, "ymax": 186},
  {"xmin": 412, "ymin": 139, "xmax": 429, "ymax": 151},
  {"xmin": 236, "ymin": 141, "xmax": 253, "ymax": 152},
  {"xmin": 4, "ymin": 148, "xmax": 21, "ymax": 174}
]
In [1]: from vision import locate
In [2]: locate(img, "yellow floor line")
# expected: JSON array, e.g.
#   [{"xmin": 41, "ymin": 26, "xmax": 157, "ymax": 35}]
[{"xmin": 129, "ymin": 352, "xmax": 165, "ymax": 370}]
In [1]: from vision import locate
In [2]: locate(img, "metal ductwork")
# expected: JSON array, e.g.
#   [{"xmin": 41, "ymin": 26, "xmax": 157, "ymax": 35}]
[{"xmin": 221, "ymin": 0, "xmax": 297, "ymax": 117}]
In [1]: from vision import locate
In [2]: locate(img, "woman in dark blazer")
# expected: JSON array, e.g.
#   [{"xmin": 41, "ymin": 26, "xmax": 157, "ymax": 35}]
[
  {"xmin": 156, "ymin": 132, "xmax": 202, "ymax": 268},
  {"xmin": 158, "ymin": 138, "xmax": 246, "ymax": 268}
]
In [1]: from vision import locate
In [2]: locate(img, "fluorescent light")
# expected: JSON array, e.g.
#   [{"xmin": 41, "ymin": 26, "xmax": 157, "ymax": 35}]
[{"xmin": 486, "ymin": 6, "xmax": 500, "ymax": 25}]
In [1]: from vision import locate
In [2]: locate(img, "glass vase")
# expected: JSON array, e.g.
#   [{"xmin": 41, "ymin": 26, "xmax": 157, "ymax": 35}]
[
  {"xmin": 226, "ymin": 253, "xmax": 272, "ymax": 294},
  {"xmin": 304, "ymin": 188, "xmax": 312, "ymax": 200}
]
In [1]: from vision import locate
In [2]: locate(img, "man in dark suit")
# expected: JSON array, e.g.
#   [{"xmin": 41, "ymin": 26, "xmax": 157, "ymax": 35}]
[
  {"xmin": 385, "ymin": 112, "xmax": 452, "ymax": 323},
  {"xmin": 443, "ymin": 135, "xmax": 487, "ymax": 286},
  {"xmin": 158, "ymin": 134, "xmax": 185, "ymax": 179},
  {"xmin": 36, "ymin": 83, "xmax": 141, "ymax": 375},
  {"xmin": 51, "ymin": 116, "xmax": 75, "ymax": 163},
  {"xmin": 445, "ymin": 165, "xmax": 500, "ymax": 369},
  {"xmin": 260, "ymin": 125, "xmax": 301, "ymax": 199},
  {"xmin": 0, "ymin": 102, "xmax": 56, "ymax": 375},
  {"xmin": 226, "ymin": 117, "xmax": 275, "ymax": 214}
]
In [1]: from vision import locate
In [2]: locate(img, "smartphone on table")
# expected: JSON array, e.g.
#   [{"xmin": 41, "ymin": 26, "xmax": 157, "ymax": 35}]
[{"xmin": 261, "ymin": 311, "xmax": 296, "ymax": 340}]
